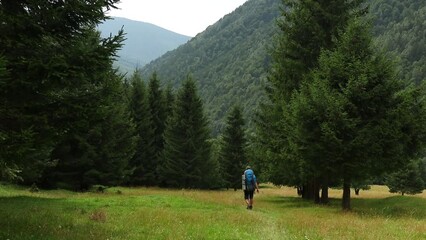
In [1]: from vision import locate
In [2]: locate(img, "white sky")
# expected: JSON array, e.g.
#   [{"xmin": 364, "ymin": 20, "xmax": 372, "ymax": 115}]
[{"xmin": 108, "ymin": 0, "xmax": 248, "ymax": 37}]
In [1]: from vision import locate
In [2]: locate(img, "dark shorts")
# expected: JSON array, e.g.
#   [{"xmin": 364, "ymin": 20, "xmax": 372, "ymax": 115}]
[{"xmin": 244, "ymin": 190, "xmax": 254, "ymax": 200}]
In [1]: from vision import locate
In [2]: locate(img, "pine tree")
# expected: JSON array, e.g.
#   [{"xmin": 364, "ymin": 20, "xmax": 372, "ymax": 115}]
[
  {"xmin": 158, "ymin": 77, "xmax": 213, "ymax": 189},
  {"xmin": 289, "ymin": 18, "xmax": 426, "ymax": 209},
  {"xmin": 386, "ymin": 159, "xmax": 425, "ymax": 196},
  {"xmin": 40, "ymin": 28, "xmax": 136, "ymax": 190},
  {"xmin": 147, "ymin": 72, "xmax": 167, "ymax": 184},
  {"xmin": 127, "ymin": 71, "xmax": 155, "ymax": 186},
  {"xmin": 256, "ymin": 0, "xmax": 366, "ymax": 201},
  {"xmin": 220, "ymin": 105, "xmax": 247, "ymax": 190},
  {"xmin": 0, "ymin": 0, "xmax": 124, "ymax": 186},
  {"xmin": 85, "ymin": 73, "xmax": 136, "ymax": 187}
]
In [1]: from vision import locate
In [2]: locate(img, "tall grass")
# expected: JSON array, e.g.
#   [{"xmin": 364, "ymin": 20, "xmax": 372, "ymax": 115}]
[{"xmin": 0, "ymin": 182, "xmax": 424, "ymax": 240}]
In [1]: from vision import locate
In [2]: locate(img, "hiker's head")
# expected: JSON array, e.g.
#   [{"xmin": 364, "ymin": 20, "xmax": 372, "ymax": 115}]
[{"xmin": 246, "ymin": 165, "xmax": 251, "ymax": 170}]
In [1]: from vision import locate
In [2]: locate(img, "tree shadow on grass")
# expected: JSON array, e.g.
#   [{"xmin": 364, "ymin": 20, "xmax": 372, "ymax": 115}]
[
  {"xmin": 264, "ymin": 195, "xmax": 426, "ymax": 219},
  {"xmin": 351, "ymin": 196, "xmax": 426, "ymax": 220}
]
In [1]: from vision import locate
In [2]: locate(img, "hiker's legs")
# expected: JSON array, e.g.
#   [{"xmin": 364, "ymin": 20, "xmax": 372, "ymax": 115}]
[
  {"xmin": 244, "ymin": 190, "xmax": 251, "ymax": 208},
  {"xmin": 246, "ymin": 190, "xmax": 254, "ymax": 209}
]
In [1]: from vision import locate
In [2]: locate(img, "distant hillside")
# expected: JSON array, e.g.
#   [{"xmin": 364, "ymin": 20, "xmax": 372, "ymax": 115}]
[
  {"xmin": 140, "ymin": 0, "xmax": 426, "ymax": 135},
  {"xmin": 98, "ymin": 17, "xmax": 191, "ymax": 73},
  {"xmin": 141, "ymin": 0, "xmax": 280, "ymax": 134}
]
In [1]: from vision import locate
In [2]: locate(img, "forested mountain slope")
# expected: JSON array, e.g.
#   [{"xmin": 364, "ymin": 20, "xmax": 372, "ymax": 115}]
[
  {"xmin": 140, "ymin": 0, "xmax": 425, "ymax": 135},
  {"xmin": 371, "ymin": 0, "xmax": 426, "ymax": 84},
  {"xmin": 141, "ymin": 0, "xmax": 279, "ymax": 134},
  {"xmin": 98, "ymin": 17, "xmax": 191, "ymax": 73}
]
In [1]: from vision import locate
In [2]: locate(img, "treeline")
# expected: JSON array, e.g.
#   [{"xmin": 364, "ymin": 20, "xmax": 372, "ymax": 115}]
[
  {"xmin": 125, "ymin": 71, "xmax": 250, "ymax": 190},
  {"xmin": 0, "ymin": 1, "xmax": 249, "ymax": 191}
]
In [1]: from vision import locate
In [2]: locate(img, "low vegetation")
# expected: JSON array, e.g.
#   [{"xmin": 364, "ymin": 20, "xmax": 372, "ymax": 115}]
[{"xmin": 0, "ymin": 183, "xmax": 424, "ymax": 240}]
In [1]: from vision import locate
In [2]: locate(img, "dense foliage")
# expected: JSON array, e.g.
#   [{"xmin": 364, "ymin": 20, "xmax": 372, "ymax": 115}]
[
  {"xmin": 0, "ymin": 0, "xmax": 137, "ymax": 190},
  {"xmin": 386, "ymin": 159, "xmax": 425, "ymax": 195},
  {"xmin": 256, "ymin": 0, "xmax": 426, "ymax": 210},
  {"xmin": 257, "ymin": 0, "xmax": 367, "ymax": 205},
  {"xmin": 126, "ymin": 71, "xmax": 154, "ymax": 186},
  {"xmin": 371, "ymin": 0, "xmax": 426, "ymax": 84}
]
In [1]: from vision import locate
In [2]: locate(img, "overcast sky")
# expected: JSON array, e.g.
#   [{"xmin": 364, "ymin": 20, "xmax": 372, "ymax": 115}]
[{"xmin": 108, "ymin": 0, "xmax": 248, "ymax": 37}]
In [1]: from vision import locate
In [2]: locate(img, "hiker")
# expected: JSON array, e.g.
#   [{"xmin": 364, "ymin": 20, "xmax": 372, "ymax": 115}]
[{"xmin": 242, "ymin": 166, "xmax": 259, "ymax": 210}]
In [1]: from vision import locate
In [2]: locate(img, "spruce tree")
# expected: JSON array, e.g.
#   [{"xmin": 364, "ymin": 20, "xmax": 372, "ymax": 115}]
[
  {"xmin": 85, "ymin": 72, "xmax": 136, "ymax": 187},
  {"xmin": 386, "ymin": 159, "xmax": 425, "ymax": 196},
  {"xmin": 158, "ymin": 77, "xmax": 213, "ymax": 189},
  {"xmin": 0, "ymin": 0, "xmax": 136, "ymax": 189},
  {"xmin": 40, "ymin": 28, "xmax": 135, "ymax": 190},
  {"xmin": 289, "ymin": 18, "xmax": 426, "ymax": 209},
  {"xmin": 256, "ymin": 0, "xmax": 366, "ymax": 201},
  {"xmin": 127, "ymin": 71, "xmax": 155, "ymax": 186},
  {"xmin": 147, "ymin": 72, "xmax": 167, "ymax": 184},
  {"xmin": 220, "ymin": 105, "xmax": 247, "ymax": 190}
]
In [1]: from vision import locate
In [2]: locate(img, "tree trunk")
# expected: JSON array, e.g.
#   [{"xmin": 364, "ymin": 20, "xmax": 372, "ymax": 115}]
[
  {"xmin": 354, "ymin": 188, "xmax": 360, "ymax": 195},
  {"xmin": 342, "ymin": 179, "xmax": 351, "ymax": 210},
  {"xmin": 301, "ymin": 183, "xmax": 310, "ymax": 199},
  {"xmin": 302, "ymin": 179, "xmax": 315, "ymax": 200},
  {"xmin": 314, "ymin": 178, "xmax": 320, "ymax": 204},
  {"xmin": 297, "ymin": 186, "xmax": 303, "ymax": 196},
  {"xmin": 321, "ymin": 186, "xmax": 329, "ymax": 204}
]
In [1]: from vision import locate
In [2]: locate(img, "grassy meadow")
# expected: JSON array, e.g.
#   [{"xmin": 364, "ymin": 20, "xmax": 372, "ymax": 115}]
[{"xmin": 0, "ymin": 183, "xmax": 425, "ymax": 240}]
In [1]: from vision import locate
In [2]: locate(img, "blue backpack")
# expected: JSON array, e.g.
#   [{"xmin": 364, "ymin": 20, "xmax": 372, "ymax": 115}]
[{"xmin": 244, "ymin": 169, "xmax": 255, "ymax": 191}]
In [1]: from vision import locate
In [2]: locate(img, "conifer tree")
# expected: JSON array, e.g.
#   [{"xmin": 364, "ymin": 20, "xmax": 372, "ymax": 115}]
[
  {"xmin": 127, "ymin": 71, "xmax": 155, "ymax": 186},
  {"xmin": 386, "ymin": 159, "xmax": 425, "ymax": 196},
  {"xmin": 158, "ymin": 77, "xmax": 213, "ymax": 189},
  {"xmin": 40, "ymin": 28, "xmax": 135, "ymax": 190},
  {"xmin": 220, "ymin": 105, "xmax": 247, "ymax": 190},
  {"xmin": 0, "ymin": 0, "xmax": 135, "ymax": 188},
  {"xmin": 84, "ymin": 72, "xmax": 136, "ymax": 187},
  {"xmin": 147, "ymin": 72, "xmax": 167, "ymax": 184},
  {"xmin": 256, "ymin": 0, "xmax": 366, "ymax": 201},
  {"xmin": 289, "ymin": 18, "xmax": 426, "ymax": 209}
]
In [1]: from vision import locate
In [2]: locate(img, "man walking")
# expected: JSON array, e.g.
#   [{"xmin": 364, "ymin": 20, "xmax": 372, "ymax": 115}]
[{"xmin": 243, "ymin": 166, "xmax": 259, "ymax": 210}]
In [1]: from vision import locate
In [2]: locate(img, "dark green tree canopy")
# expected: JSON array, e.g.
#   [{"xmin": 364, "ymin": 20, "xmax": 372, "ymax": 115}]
[
  {"xmin": 220, "ymin": 105, "xmax": 247, "ymax": 190},
  {"xmin": 127, "ymin": 71, "xmax": 156, "ymax": 186},
  {"xmin": 159, "ymin": 76, "xmax": 213, "ymax": 189},
  {"xmin": 0, "ymin": 0, "xmax": 137, "ymax": 190}
]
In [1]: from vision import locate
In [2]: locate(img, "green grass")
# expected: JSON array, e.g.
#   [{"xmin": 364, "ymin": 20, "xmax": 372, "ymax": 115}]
[{"xmin": 0, "ymin": 183, "xmax": 425, "ymax": 240}]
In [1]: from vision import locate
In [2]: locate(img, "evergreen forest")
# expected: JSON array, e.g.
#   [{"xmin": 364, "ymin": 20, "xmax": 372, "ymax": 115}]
[
  {"xmin": 141, "ymin": 0, "xmax": 426, "ymax": 136},
  {"xmin": 1, "ymin": 0, "xmax": 425, "ymax": 211}
]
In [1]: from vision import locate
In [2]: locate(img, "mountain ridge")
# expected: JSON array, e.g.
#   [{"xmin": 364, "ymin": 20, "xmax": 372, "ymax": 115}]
[{"xmin": 98, "ymin": 17, "xmax": 192, "ymax": 72}]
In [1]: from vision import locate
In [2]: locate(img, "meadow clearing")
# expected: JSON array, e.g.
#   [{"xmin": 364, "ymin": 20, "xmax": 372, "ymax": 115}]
[{"xmin": 0, "ymin": 183, "xmax": 424, "ymax": 240}]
